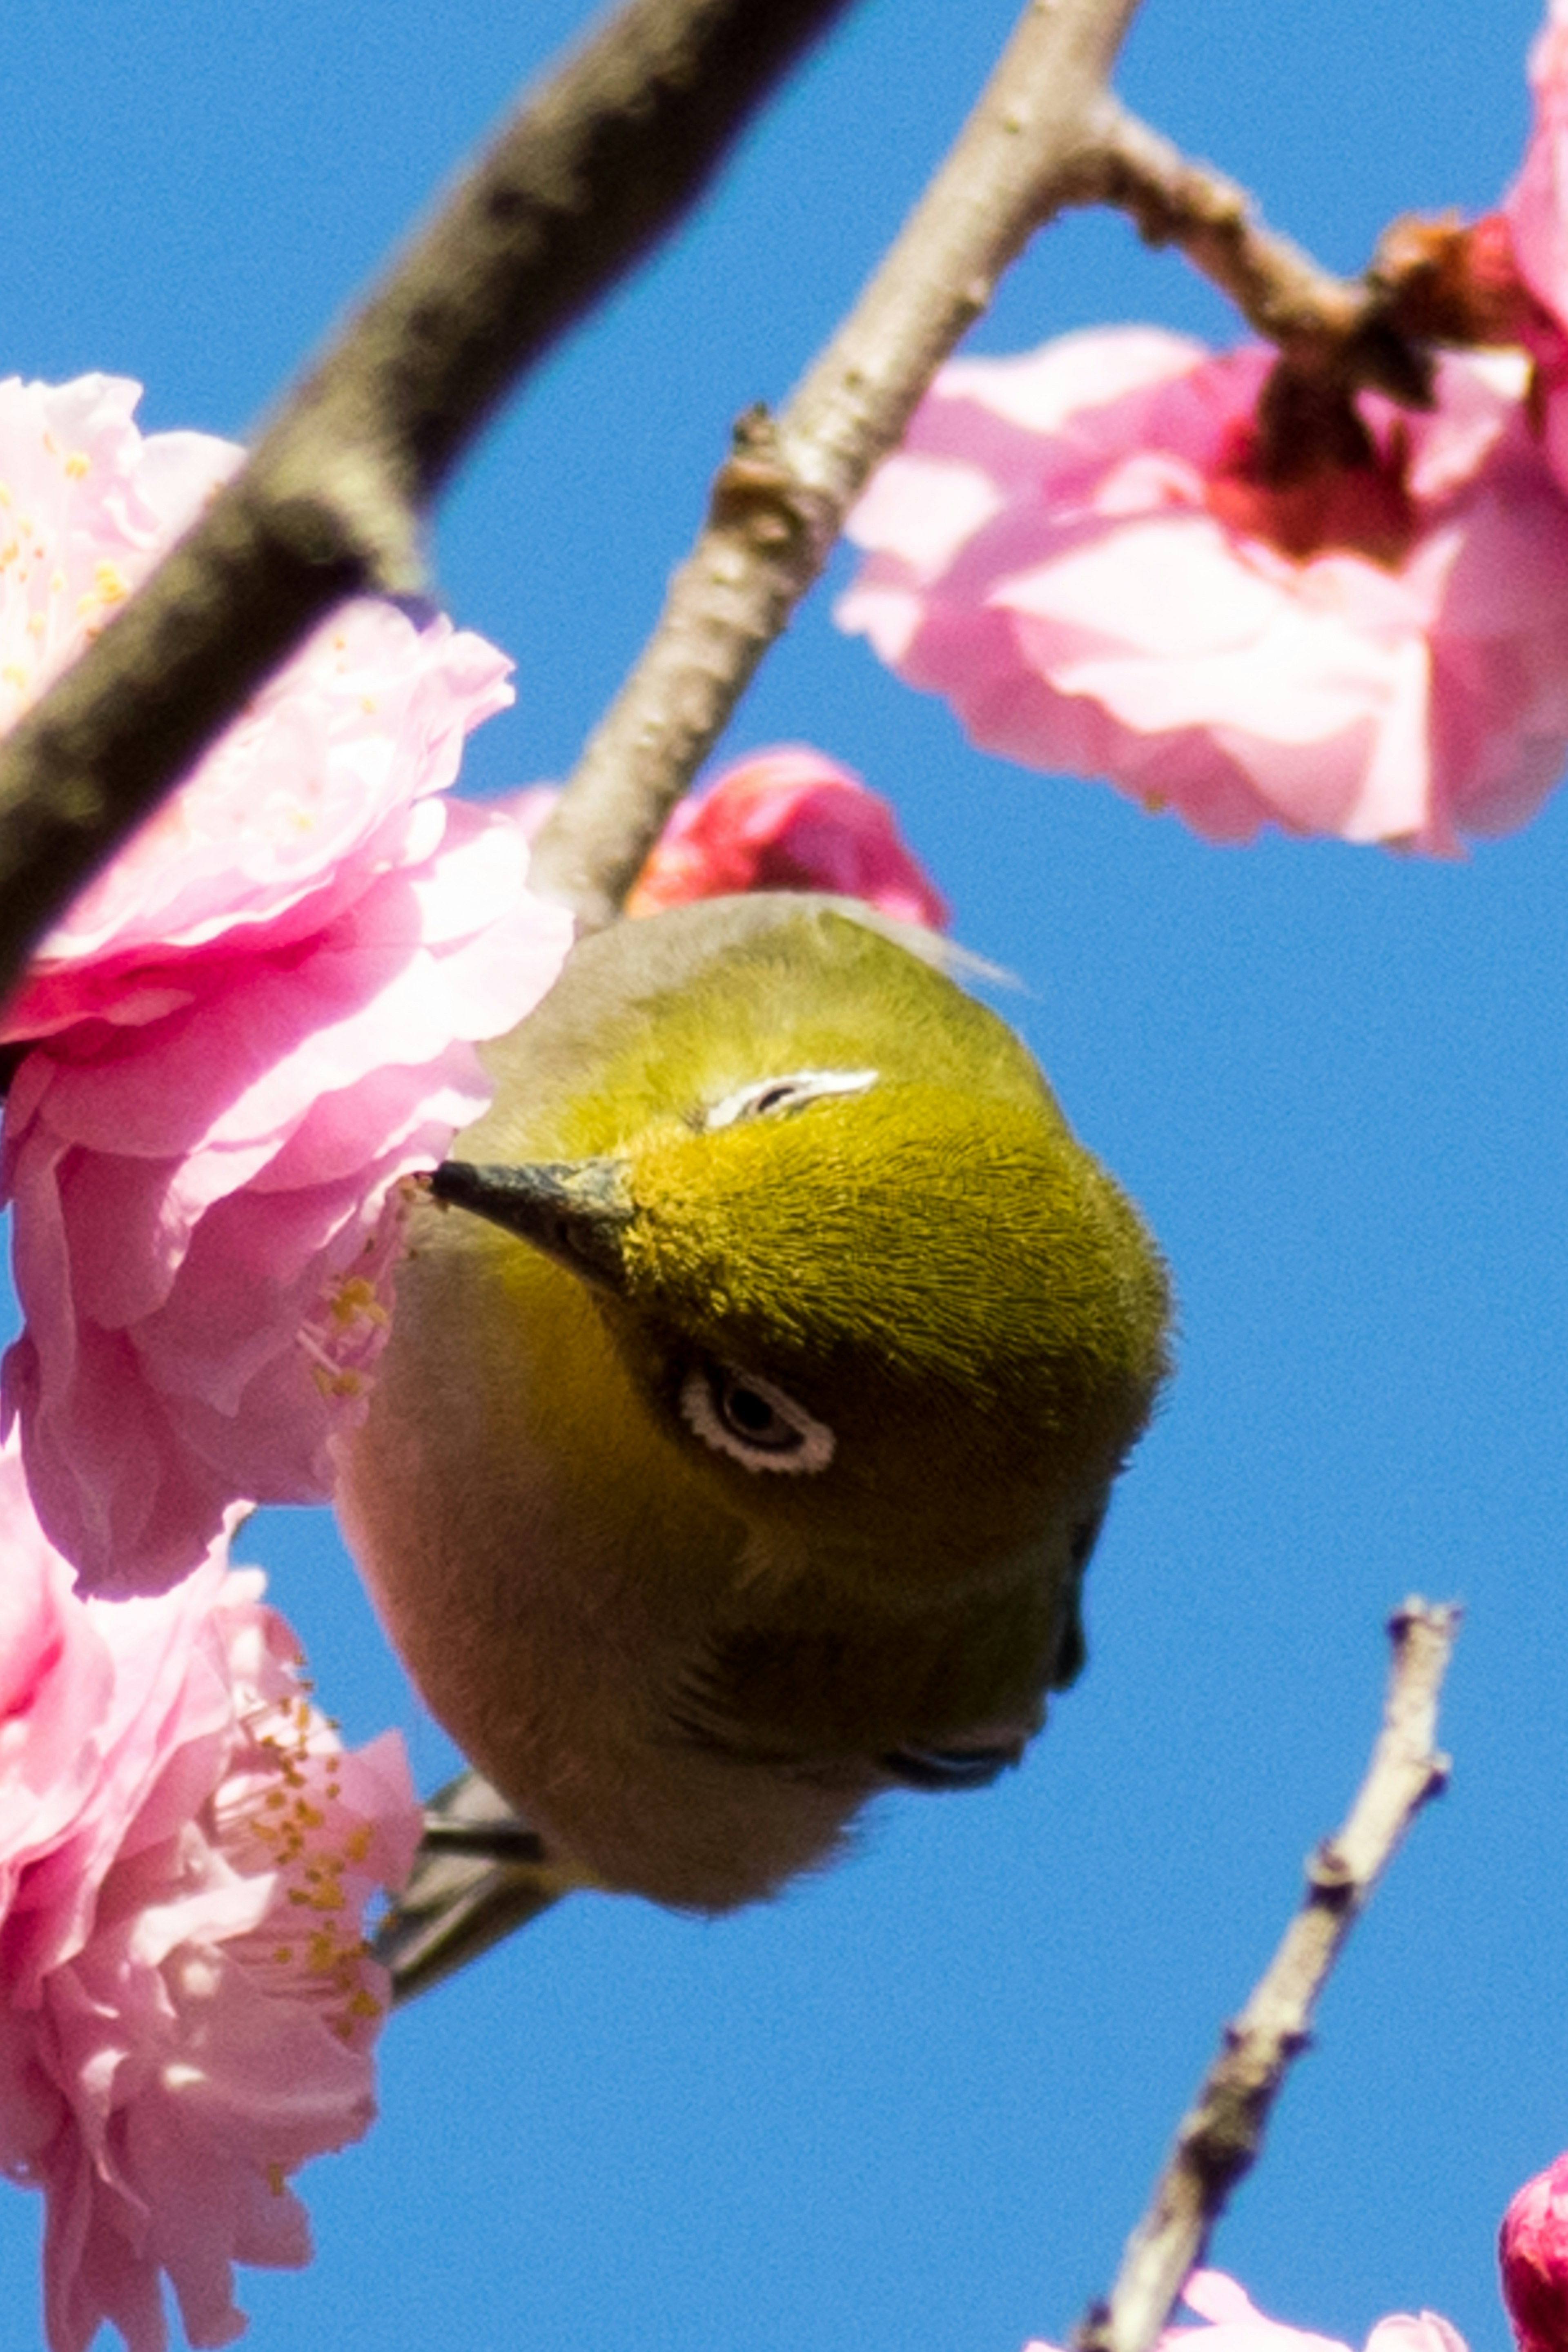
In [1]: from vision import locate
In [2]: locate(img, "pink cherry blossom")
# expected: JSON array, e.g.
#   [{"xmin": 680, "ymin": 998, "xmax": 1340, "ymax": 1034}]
[
  {"xmin": 1022, "ymin": 2270, "xmax": 1468, "ymax": 2352},
  {"xmin": 1504, "ymin": 2, "xmax": 1568, "ymax": 341},
  {"xmin": 1498, "ymin": 0, "xmax": 1568, "ymax": 494},
  {"xmin": 1499, "ymin": 2150, "xmax": 1568, "ymax": 2351},
  {"xmin": 0, "ymin": 376, "xmax": 573, "ymax": 1597},
  {"xmin": 0, "ymin": 1437, "xmax": 421, "ymax": 2352},
  {"xmin": 838, "ymin": 326, "xmax": 1568, "ymax": 853},
  {"xmin": 626, "ymin": 746, "xmax": 949, "ymax": 928}
]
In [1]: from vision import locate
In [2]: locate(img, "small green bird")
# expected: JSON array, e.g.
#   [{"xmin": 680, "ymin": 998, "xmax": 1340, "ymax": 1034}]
[{"xmin": 340, "ymin": 893, "xmax": 1169, "ymax": 1969}]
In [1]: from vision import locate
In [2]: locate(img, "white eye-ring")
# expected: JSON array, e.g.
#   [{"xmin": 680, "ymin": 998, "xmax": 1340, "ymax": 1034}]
[
  {"xmin": 680, "ymin": 1362, "xmax": 837, "ymax": 1475},
  {"xmin": 703, "ymin": 1068, "xmax": 878, "ymax": 1131}
]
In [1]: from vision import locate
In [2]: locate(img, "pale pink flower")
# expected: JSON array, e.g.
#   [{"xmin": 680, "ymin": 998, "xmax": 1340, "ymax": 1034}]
[
  {"xmin": 1499, "ymin": 2150, "xmax": 1568, "ymax": 2351},
  {"xmin": 0, "ymin": 1438, "xmax": 421, "ymax": 2352},
  {"xmin": 1024, "ymin": 2270, "xmax": 1468, "ymax": 2352},
  {"xmin": 625, "ymin": 746, "xmax": 948, "ymax": 928},
  {"xmin": 839, "ymin": 326, "xmax": 1568, "ymax": 853},
  {"xmin": 1499, "ymin": 0, "xmax": 1568, "ymax": 493},
  {"xmin": 1504, "ymin": 1, "xmax": 1568, "ymax": 341},
  {"xmin": 0, "ymin": 376, "xmax": 573, "ymax": 1596}
]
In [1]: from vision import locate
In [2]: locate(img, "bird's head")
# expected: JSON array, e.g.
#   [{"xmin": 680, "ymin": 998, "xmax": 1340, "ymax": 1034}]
[{"xmin": 433, "ymin": 1029, "xmax": 1168, "ymax": 1603}]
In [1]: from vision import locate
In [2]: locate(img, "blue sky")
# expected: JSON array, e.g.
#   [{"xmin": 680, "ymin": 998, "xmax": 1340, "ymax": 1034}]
[{"xmin": 1, "ymin": 2, "xmax": 1564, "ymax": 2348}]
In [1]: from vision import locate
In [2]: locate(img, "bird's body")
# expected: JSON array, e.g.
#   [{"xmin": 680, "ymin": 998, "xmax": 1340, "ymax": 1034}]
[{"xmin": 339, "ymin": 893, "xmax": 1168, "ymax": 1916}]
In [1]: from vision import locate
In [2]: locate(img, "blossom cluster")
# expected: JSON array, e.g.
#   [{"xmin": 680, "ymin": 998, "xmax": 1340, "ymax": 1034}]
[
  {"xmin": 0, "ymin": 376, "xmax": 573, "ymax": 1599},
  {"xmin": 0, "ymin": 1438, "xmax": 420, "ymax": 2352},
  {"xmin": 839, "ymin": 0, "xmax": 1568, "ymax": 855},
  {"xmin": 5, "ymin": 0, "xmax": 1568, "ymax": 2342},
  {"xmin": 0, "ymin": 377, "xmax": 943, "ymax": 2350}
]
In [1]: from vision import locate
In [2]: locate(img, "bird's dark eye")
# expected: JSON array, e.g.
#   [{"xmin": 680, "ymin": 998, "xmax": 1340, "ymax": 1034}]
[
  {"xmin": 703, "ymin": 1068, "xmax": 878, "ymax": 1131},
  {"xmin": 718, "ymin": 1374, "xmax": 800, "ymax": 1449},
  {"xmin": 745, "ymin": 1082, "xmax": 810, "ymax": 1119},
  {"xmin": 679, "ymin": 1362, "xmax": 836, "ymax": 1475},
  {"xmin": 882, "ymin": 1743, "xmax": 1022, "ymax": 1792}
]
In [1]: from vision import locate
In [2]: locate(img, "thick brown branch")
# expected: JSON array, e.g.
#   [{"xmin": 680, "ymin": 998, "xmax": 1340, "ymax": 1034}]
[
  {"xmin": 0, "ymin": 0, "xmax": 860, "ymax": 1013},
  {"xmin": 1068, "ymin": 100, "xmax": 1434, "ymax": 406},
  {"xmin": 529, "ymin": 0, "xmax": 1149, "ymax": 927},
  {"xmin": 1073, "ymin": 1598, "xmax": 1459, "ymax": 2352}
]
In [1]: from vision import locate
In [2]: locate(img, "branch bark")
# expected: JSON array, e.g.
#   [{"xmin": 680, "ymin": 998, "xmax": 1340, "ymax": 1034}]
[
  {"xmin": 529, "ymin": 0, "xmax": 1150, "ymax": 926},
  {"xmin": 0, "ymin": 0, "xmax": 860, "ymax": 1013},
  {"xmin": 1065, "ymin": 100, "xmax": 1434, "ymax": 406},
  {"xmin": 1073, "ymin": 1599, "xmax": 1460, "ymax": 2352}
]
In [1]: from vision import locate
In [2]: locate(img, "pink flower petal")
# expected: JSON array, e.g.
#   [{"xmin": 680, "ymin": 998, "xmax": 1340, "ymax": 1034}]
[
  {"xmin": 1501, "ymin": 2150, "xmax": 1568, "ymax": 2351},
  {"xmin": 0, "ymin": 376, "xmax": 573, "ymax": 1595},
  {"xmin": 627, "ymin": 746, "xmax": 948, "ymax": 930},
  {"xmin": 841, "ymin": 330, "xmax": 1568, "ymax": 853},
  {"xmin": 0, "ymin": 1443, "xmax": 421, "ymax": 2352}
]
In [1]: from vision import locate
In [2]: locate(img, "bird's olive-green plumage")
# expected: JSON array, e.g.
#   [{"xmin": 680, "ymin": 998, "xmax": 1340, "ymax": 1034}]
[{"xmin": 341, "ymin": 893, "xmax": 1169, "ymax": 1919}]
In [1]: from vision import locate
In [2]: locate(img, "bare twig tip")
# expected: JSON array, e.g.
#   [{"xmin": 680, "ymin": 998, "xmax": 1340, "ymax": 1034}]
[{"xmin": 1076, "ymin": 1600, "xmax": 1459, "ymax": 2352}]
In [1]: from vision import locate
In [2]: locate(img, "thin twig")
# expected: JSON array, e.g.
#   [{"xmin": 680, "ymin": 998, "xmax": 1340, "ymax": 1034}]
[
  {"xmin": 1073, "ymin": 1598, "xmax": 1459, "ymax": 2352},
  {"xmin": 529, "ymin": 0, "xmax": 1149, "ymax": 927},
  {"xmin": 0, "ymin": 0, "xmax": 860, "ymax": 1015},
  {"xmin": 1065, "ymin": 100, "xmax": 1434, "ymax": 406}
]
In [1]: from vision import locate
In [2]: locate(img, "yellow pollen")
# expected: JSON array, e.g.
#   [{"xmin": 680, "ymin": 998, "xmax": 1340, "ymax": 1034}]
[
  {"xmin": 3, "ymin": 664, "xmax": 29, "ymax": 691},
  {"xmin": 344, "ymin": 1823, "xmax": 373, "ymax": 1864},
  {"xmin": 93, "ymin": 561, "xmax": 128, "ymax": 604},
  {"xmin": 266, "ymin": 2164, "xmax": 288, "ymax": 2198},
  {"xmin": 64, "ymin": 452, "xmax": 89, "ymax": 479},
  {"xmin": 330, "ymin": 1275, "xmax": 385, "ymax": 1325},
  {"xmin": 349, "ymin": 1988, "xmax": 383, "ymax": 2022},
  {"xmin": 1142, "ymin": 793, "xmax": 1169, "ymax": 815}
]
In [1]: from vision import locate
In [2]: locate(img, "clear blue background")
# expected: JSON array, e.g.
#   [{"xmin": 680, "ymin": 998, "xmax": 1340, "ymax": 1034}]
[{"xmin": 0, "ymin": 3, "xmax": 1562, "ymax": 2348}]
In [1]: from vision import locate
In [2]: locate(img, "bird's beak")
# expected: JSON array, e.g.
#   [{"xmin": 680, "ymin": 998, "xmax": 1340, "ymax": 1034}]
[{"xmin": 430, "ymin": 1157, "xmax": 635, "ymax": 1292}]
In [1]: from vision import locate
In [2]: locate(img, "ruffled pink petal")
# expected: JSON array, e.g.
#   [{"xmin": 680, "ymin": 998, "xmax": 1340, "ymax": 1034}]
[
  {"xmin": 1501, "ymin": 2151, "xmax": 1568, "ymax": 2352},
  {"xmin": 1363, "ymin": 2320, "xmax": 1470, "ymax": 2352},
  {"xmin": 841, "ymin": 331, "xmax": 1568, "ymax": 854},
  {"xmin": 1504, "ymin": 3, "xmax": 1568, "ymax": 327},
  {"xmin": 0, "ymin": 383, "xmax": 572, "ymax": 1595},
  {"xmin": 629, "ymin": 746, "xmax": 948, "ymax": 929},
  {"xmin": 0, "ymin": 1450, "xmax": 419, "ymax": 2352}
]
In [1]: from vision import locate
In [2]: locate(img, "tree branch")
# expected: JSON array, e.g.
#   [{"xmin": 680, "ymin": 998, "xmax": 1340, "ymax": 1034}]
[
  {"xmin": 1073, "ymin": 1598, "xmax": 1459, "ymax": 2352},
  {"xmin": 528, "ymin": 0, "xmax": 1150, "ymax": 927},
  {"xmin": 1065, "ymin": 99, "xmax": 1434, "ymax": 407},
  {"xmin": 0, "ymin": 0, "xmax": 860, "ymax": 1014}
]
